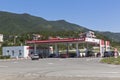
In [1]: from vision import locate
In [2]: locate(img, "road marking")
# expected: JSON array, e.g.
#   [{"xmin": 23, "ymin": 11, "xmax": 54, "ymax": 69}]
[
  {"xmin": 102, "ymin": 72, "xmax": 119, "ymax": 74},
  {"xmin": 86, "ymin": 58, "xmax": 93, "ymax": 61},
  {"xmin": 108, "ymin": 65, "xmax": 118, "ymax": 68},
  {"xmin": 13, "ymin": 61, "xmax": 18, "ymax": 63},
  {"xmin": 59, "ymin": 59, "xmax": 64, "ymax": 61},
  {"xmin": 48, "ymin": 63, "xmax": 54, "ymax": 65},
  {"xmin": 0, "ymin": 65, "xmax": 8, "ymax": 68}
]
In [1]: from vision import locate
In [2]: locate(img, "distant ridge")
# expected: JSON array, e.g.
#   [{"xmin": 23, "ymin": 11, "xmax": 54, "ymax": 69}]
[{"xmin": 0, "ymin": 11, "xmax": 88, "ymax": 34}]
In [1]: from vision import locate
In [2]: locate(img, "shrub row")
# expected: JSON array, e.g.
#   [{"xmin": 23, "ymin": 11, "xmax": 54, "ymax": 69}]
[
  {"xmin": 100, "ymin": 57, "xmax": 120, "ymax": 65},
  {"xmin": 0, "ymin": 55, "xmax": 10, "ymax": 59}
]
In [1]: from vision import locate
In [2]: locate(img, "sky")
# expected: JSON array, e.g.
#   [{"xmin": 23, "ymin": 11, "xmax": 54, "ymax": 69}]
[{"xmin": 0, "ymin": 0, "xmax": 120, "ymax": 32}]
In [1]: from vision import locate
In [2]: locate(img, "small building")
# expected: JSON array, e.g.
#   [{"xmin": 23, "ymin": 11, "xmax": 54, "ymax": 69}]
[
  {"xmin": 2, "ymin": 46, "xmax": 29, "ymax": 58},
  {"xmin": 0, "ymin": 34, "xmax": 3, "ymax": 42},
  {"xmin": 2, "ymin": 46, "xmax": 50, "ymax": 58},
  {"xmin": 86, "ymin": 31, "xmax": 96, "ymax": 38},
  {"xmin": 0, "ymin": 34, "xmax": 3, "ymax": 47}
]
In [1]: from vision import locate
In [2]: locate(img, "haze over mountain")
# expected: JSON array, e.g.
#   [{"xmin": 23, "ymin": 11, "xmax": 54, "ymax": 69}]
[{"xmin": 0, "ymin": 11, "xmax": 120, "ymax": 42}]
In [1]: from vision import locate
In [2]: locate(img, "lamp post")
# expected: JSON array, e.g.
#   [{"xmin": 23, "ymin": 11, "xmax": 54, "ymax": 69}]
[{"xmin": 14, "ymin": 36, "xmax": 18, "ymax": 45}]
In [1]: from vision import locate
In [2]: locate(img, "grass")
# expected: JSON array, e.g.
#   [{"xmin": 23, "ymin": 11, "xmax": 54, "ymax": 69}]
[{"xmin": 100, "ymin": 56, "xmax": 120, "ymax": 65}]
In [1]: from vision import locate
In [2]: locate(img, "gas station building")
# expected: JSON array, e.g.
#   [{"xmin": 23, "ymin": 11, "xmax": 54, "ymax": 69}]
[
  {"xmin": 26, "ymin": 31, "xmax": 110, "ymax": 58},
  {"xmin": 2, "ymin": 31, "xmax": 110, "ymax": 58}
]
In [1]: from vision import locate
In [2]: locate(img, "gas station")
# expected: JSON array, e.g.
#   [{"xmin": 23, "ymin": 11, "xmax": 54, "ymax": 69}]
[{"xmin": 26, "ymin": 31, "xmax": 110, "ymax": 58}]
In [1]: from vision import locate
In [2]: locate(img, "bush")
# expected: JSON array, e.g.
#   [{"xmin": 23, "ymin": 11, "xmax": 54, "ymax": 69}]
[
  {"xmin": 0, "ymin": 55, "xmax": 10, "ymax": 59},
  {"xmin": 100, "ymin": 57, "xmax": 120, "ymax": 65}
]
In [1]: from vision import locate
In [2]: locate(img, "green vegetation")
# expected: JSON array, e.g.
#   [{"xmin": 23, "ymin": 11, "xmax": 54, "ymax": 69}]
[
  {"xmin": 1, "ymin": 30, "xmax": 112, "ymax": 55},
  {"xmin": 0, "ymin": 11, "xmax": 120, "ymax": 55},
  {"xmin": 0, "ymin": 11, "xmax": 86, "ymax": 34},
  {"xmin": 0, "ymin": 55, "xmax": 10, "ymax": 59},
  {"xmin": 100, "ymin": 57, "xmax": 120, "ymax": 65},
  {"xmin": 99, "ymin": 31, "xmax": 120, "ymax": 42},
  {"xmin": 0, "ymin": 11, "xmax": 120, "ymax": 43}
]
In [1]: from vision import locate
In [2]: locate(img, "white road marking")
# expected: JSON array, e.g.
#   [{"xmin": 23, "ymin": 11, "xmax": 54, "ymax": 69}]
[
  {"xmin": 48, "ymin": 63, "xmax": 54, "ymax": 64},
  {"xmin": 13, "ymin": 61, "xmax": 18, "ymax": 63},
  {"xmin": 86, "ymin": 58, "xmax": 93, "ymax": 61},
  {"xmin": 59, "ymin": 59, "xmax": 64, "ymax": 61},
  {"xmin": 108, "ymin": 65, "xmax": 118, "ymax": 68},
  {"xmin": 0, "ymin": 65, "xmax": 8, "ymax": 68},
  {"xmin": 102, "ymin": 72, "xmax": 120, "ymax": 74}
]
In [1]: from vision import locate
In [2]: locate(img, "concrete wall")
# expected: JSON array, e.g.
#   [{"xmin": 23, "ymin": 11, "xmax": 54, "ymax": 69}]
[{"xmin": 2, "ymin": 46, "xmax": 29, "ymax": 58}]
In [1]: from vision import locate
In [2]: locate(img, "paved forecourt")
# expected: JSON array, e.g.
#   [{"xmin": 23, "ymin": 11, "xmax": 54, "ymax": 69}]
[{"xmin": 0, "ymin": 58, "xmax": 120, "ymax": 80}]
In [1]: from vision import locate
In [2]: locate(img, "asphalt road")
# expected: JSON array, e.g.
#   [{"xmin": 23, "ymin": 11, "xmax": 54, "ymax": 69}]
[{"xmin": 0, "ymin": 58, "xmax": 120, "ymax": 80}]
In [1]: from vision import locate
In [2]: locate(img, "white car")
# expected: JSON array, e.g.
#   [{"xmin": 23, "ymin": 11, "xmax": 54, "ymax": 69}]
[{"xmin": 31, "ymin": 54, "xmax": 39, "ymax": 60}]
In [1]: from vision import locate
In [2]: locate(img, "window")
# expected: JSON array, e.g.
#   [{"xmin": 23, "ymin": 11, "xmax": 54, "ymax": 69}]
[
  {"xmin": 7, "ymin": 50, "xmax": 9, "ymax": 53},
  {"xmin": 12, "ymin": 50, "xmax": 14, "ymax": 56},
  {"xmin": 19, "ymin": 50, "xmax": 22, "ymax": 57},
  {"xmin": 19, "ymin": 53, "xmax": 22, "ymax": 56},
  {"xmin": 7, "ymin": 50, "xmax": 9, "ymax": 55}
]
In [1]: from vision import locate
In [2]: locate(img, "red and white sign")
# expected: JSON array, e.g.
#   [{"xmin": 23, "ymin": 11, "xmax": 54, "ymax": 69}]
[
  {"xmin": 105, "ymin": 41, "xmax": 110, "ymax": 51},
  {"xmin": 105, "ymin": 41, "xmax": 110, "ymax": 46},
  {"xmin": 100, "ymin": 40, "xmax": 104, "ymax": 46},
  {"xmin": 85, "ymin": 38, "xmax": 100, "ymax": 44},
  {"xmin": 99, "ymin": 40, "xmax": 105, "ymax": 57},
  {"xmin": 114, "ymin": 48, "xmax": 118, "ymax": 58}
]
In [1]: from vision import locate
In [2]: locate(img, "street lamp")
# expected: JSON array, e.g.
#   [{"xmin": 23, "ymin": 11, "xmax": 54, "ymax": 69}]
[{"xmin": 14, "ymin": 36, "xmax": 18, "ymax": 45}]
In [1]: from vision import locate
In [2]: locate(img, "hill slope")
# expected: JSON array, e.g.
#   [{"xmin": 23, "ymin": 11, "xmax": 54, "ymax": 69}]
[
  {"xmin": 0, "ymin": 11, "xmax": 120, "ymax": 42},
  {"xmin": 98, "ymin": 31, "xmax": 120, "ymax": 42},
  {"xmin": 0, "ymin": 11, "xmax": 88, "ymax": 34}
]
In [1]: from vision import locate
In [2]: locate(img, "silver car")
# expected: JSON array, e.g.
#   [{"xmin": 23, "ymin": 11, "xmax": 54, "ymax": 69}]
[{"xmin": 31, "ymin": 54, "xmax": 39, "ymax": 60}]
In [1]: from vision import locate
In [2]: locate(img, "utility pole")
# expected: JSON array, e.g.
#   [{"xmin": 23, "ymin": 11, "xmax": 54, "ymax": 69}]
[{"xmin": 14, "ymin": 36, "xmax": 18, "ymax": 45}]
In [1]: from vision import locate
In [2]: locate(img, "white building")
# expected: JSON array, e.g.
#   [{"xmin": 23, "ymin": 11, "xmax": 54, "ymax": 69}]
[
  {"xmin": 0, "ymin": 34, "xmax": 3, "ymax": 47},
  {"xmin": 2, "ymin": 46, "xmax": 50, "ymax": 58},
  {"xmin": 86, "ymin": 31, "xmax": 96, "ymax": 38},
  {"xmin": 2, "ymin": 46, "xmax": 30, "ymax": 58},
  {"xmin": 0, "ymin": 34, "xmax": 3, "ymax": 42}
]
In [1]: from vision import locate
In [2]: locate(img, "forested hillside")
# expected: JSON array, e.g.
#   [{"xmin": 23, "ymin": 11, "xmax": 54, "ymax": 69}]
[
  {"xmin": 0, "ymin": 11, "xmax": 88, "ymax": 34},
  {"xmin": 0, "ymin": 11, "xmax": 120, "ymax": 43}
]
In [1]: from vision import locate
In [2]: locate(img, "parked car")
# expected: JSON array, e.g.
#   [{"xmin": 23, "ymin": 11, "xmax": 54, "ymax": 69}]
[
  {"xmin": 31, "ymin": 54, "xmax": 39, "ymax": 60},
  {"xmin": 48, "ymin": 54, "xmax": 57, "ymax": 58},
  {"xmin": 38, "ymin": 54, "xmax": 43, "ymax": 58},
  {"xmin": 69, "ymin": 53, "xmax": 76, "ymax": 58},
  {"xmin": 85, "ymin": 51, "xmax": 95, "ymax": 57},
  {"xmin": 96, "ymin": 52, "xmax": 101, "ymax": 57},
  {"xmin": 60, "ymin": 54, "xmax": 68, "ymax": 58},
  {"xmin": 104, "ymin": 51, "xmax": 114, "ymax": 57}
]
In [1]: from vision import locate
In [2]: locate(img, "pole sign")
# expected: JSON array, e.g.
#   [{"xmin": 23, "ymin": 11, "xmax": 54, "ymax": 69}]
[
  {"xmin": 114, "ymin": 48, "xmax": 118, "ymax": 58},
  {"xmin": 85, "ymin": 38, "xmax": 100, "ymax": 44},
  {"xmin": 105, "ymin": 41, "xmax": 110, "ymax": 51},
  {"xmin": 100, "ymin": 40, "xmax": 105, "ymax": 57}
]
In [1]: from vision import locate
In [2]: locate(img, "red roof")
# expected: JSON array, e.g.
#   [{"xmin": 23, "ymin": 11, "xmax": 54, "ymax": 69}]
[{"xmin": 26, "ymin": 38, "xmax": 85, "ymax": 44}]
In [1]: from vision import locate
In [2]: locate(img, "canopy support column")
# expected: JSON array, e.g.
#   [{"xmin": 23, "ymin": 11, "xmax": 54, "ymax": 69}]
[
  {"xmin": 55, "ymin": 44, "xmax": 59, "ymax": 57},
  {"xmin": 34, "ymin": 44, "xmax": 37, "ymax": 54},
  {"xmin": 76, "ymin": 43, "xmax": 80, "ymax": 57}
]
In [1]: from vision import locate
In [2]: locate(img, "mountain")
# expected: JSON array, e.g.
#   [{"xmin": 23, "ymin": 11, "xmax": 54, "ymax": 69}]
[
  {"xmin": 0, "ymin": 11, "xmax": 120, "ymax": 42},
  {"xmin": 0, "ymin": 11, "xmax": 88, "ymax": 34},
  {"xmin": 97, "ymin": 31, "xmax": 120, "ymax": 42}
]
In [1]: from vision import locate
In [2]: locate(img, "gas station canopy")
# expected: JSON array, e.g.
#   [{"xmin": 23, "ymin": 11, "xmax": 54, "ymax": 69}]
[{"xmin": 26, "ymin": 38, "xmax": 85, "ymax": 44}]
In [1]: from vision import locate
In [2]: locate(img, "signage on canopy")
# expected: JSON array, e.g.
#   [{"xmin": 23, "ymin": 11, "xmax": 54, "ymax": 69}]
[{"xmin": 85, "ymin": 38, "xmax": 100, "ymax": 44}]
